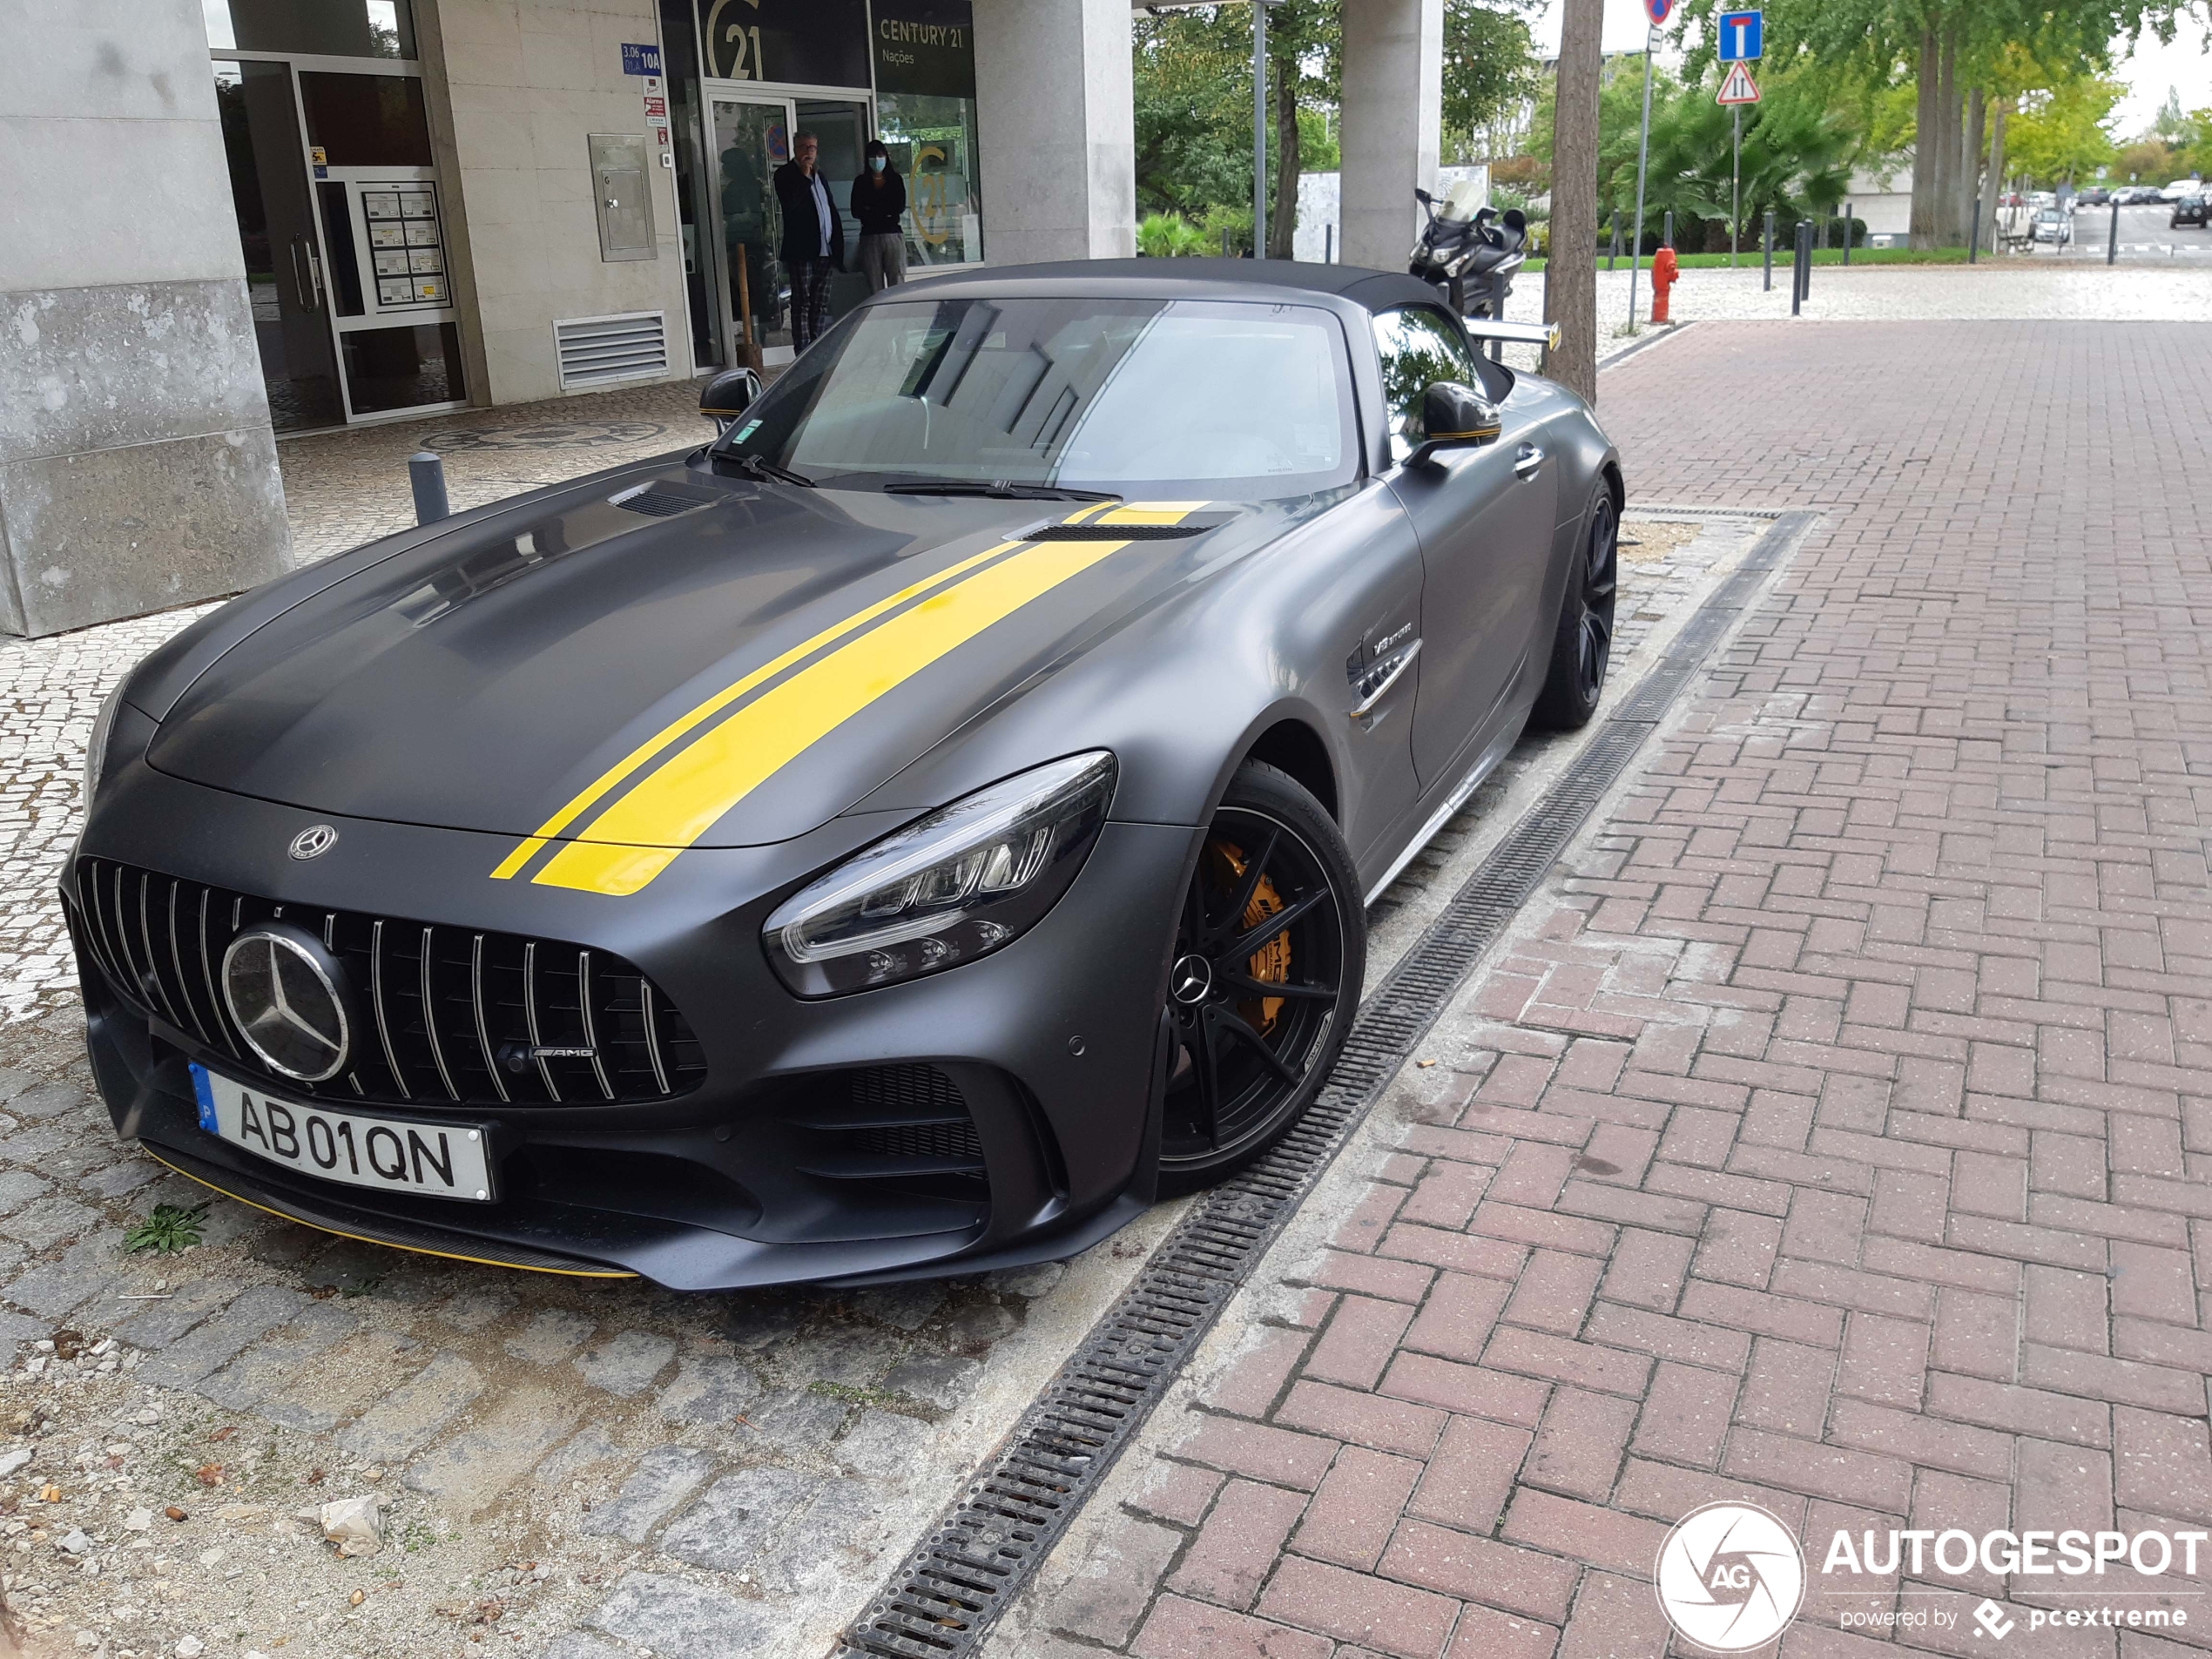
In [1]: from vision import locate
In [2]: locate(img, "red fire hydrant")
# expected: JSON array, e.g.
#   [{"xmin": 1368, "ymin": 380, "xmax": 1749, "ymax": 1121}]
[{"xmin": 1650, "ymin": 246, "xmax": 1680, "ymax": 324}]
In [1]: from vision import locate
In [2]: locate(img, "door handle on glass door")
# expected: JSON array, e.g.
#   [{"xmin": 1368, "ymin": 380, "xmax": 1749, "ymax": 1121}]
[
  {"xmin": 1514, "ymin": 444, "xmax": 1545, "ymax": 479},
  {"xmin": 290, "ymin": 239, "xmax": 320, "ymax": 311}
]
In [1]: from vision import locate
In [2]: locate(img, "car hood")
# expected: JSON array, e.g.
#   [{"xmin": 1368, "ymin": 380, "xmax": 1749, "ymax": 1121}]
[{"xmin": 147, "ymin": 465, "xmax": 1252, "ymax": 887}]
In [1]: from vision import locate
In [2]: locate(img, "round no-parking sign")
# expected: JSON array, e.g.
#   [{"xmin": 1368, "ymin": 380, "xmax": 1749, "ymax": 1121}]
[{"xmin": 1646, "ymin": 0, "xmax": 1675, "ymax": 22}]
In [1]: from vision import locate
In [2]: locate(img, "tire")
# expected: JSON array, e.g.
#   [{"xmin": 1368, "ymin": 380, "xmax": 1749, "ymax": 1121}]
[
  {"xmin": 1528, "ymin": 483, "xmax": 1620, "ymax": 732},
  {"xmin": 1156, "ymin": 761, "xmax": 1364, "ymax": 1192}
]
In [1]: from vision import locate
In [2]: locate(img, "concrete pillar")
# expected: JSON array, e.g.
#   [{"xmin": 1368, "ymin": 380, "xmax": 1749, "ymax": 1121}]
[
  {"xmin": 0, "ymin": 0, "xmax": 291, "ymax": 637},
  {"xmin": 972, "ymin": 0, "xmax": 1136, "ymax": 263},
  {"xmin": 1338, "ymin": 0, "xmax": 1442, "ymax": 272}
]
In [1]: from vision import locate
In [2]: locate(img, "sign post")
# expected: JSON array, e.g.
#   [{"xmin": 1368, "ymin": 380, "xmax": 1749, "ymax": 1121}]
[
  {"xmin": 1716, "ymin": 12, "xmax": 1761, "ymax": 273},
  {"xmin": 1628, "ymin": 0, "xmax": 1673, "ymax": 334}
]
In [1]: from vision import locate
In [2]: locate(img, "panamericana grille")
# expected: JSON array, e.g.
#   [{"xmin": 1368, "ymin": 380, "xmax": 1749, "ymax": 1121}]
[{"xmin": 71, "ymin": 857, "xmax": 705, "ymax": 1109}]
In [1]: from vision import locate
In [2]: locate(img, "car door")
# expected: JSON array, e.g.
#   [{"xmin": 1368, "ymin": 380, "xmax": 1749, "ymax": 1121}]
[{"xmin": 1372, "ymin": 304, "xmax": 1560, "ymax": 790}]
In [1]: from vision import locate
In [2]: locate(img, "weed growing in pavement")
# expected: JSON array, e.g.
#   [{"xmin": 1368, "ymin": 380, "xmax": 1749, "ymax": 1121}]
[{"xmin": 125, "ymin": 1201, "xmax": 209, "ymax": 1254}]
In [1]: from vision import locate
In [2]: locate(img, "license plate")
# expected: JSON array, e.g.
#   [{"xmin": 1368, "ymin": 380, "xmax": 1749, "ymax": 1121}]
[{"xmin": 190, "ymin": 1064, "xmax": 496, "ymax": 1204}]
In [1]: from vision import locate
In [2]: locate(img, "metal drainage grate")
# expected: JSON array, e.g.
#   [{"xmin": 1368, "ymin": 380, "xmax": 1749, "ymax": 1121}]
[{"xmin": 834, "ymin": 510, "xmax": 1817, "ymax": 1659}]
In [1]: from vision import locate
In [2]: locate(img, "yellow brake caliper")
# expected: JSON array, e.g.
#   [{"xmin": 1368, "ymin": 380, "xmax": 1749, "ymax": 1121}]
[{"xmin": 1209, "ymin": 840, "xmax": 1290, "ymax": 1034}]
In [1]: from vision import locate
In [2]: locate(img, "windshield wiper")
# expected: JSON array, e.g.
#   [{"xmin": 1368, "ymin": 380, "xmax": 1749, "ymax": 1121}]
[
  {"xmin": 884, "ymin": 481, "xmax": 1122, "ymax": 502},
  {"xmin": 729, "ymin": 452, "xmax": 816, "ymax": 488}
]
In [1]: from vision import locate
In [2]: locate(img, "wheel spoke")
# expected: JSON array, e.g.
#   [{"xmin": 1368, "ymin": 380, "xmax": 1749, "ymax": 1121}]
[
  {"xmin": 1191, "ymin": 1011, "xmax": 1224, "ymax": 1147},
  {"xmin": 1217, "ymin": 826, "xmax": 1280, "ymax": 941},
  {"xmin": 1221, "ymin": 970, "xmax": 1337, "ymax": 1001},
  {"xmin": 1211, "ymin": 1006, "xmax": 1301, "ymax": 1083},
  {"xmin": 1221, "ymin": 887, "xmax": 1326, "ymax": 964}
]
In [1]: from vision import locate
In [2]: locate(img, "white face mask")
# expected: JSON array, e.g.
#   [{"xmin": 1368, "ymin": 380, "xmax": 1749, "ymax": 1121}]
[{"xmin": 868, "ymin": 158, "xmax": 886, "ymax": 173}]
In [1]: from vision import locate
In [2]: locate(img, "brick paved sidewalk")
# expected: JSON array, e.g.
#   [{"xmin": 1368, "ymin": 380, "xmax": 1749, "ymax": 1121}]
[{"xmin": 995, "ymin": 321, "xmax": 2212, "ymax": 1659}]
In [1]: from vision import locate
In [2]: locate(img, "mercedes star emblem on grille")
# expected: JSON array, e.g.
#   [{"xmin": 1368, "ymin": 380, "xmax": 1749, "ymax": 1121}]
[
  {"xmin": 219, "ymin": 927, "xmax": 351, "ymax": 1082},
  {"xmin": 288, "ymin": 824, "xmax": 339, "ymax": 860}
]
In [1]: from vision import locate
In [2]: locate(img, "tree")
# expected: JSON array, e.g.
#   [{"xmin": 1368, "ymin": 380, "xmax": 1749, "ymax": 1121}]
[
  {"xmin": 2006, "ymin": 72, "xmax": 2123, "ymax": 184},
  {"xmin": 1676, "ymin": 0, "xmax": 2198, "ymax": 247},
  {"xmin": 1590, "ymin": 57, "xmax": 1855, "ymax": 250},
  {"xmin": 1442, "ymin": 0, "xmax": 1544, "ymax": 165},
  {"xmin": 1548, "ymin": 0, "xmax": 1603, "ymax": 403}
]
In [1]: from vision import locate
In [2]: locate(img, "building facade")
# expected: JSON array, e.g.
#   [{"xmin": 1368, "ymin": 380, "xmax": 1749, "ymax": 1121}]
[{"xmin": 1, "ymin": 0, "xmax": 1437, "ymax": 636}]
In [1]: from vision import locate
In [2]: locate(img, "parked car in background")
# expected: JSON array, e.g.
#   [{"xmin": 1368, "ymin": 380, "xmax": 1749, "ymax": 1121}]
[
  {"xmin": 2161, "ymin": 179, "xmax": 2203, "ymax": 201},
  {"xmin": 2076, "ymin": 186, "xmax": 2111, "ymax": 206},
  {"xmin": 2031, "ymin": 207, "xmax": 2072, "ymax": 245},
  {"xmin": 2175, "ymin": 192, "xmax": 2212, "ymax": 229}
]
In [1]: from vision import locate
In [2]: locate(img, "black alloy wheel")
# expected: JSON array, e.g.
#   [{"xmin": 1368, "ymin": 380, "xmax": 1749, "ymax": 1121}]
[
  {"xmin": 1530, "ymin": 486, "xmax": 1620, "ymax": 731},
  {"xmin": 1157, "ymin": 762, "xmax": 1363, "ymax": 1190}
]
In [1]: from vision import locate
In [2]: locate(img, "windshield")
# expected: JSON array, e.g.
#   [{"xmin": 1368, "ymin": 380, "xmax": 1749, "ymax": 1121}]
[
  {"xmin": 711, "ymin": 296, "xmax": 1358, "ymax": 501},
  {"xmin": 1437, "ymin": 177, "xmax": 1487, "ymax": 223}
]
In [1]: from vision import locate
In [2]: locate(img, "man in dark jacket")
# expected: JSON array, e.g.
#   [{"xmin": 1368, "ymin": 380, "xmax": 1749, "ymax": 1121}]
[{"xmin": 773, "ymin": 130, "xmax": 843, "ymax": 351}]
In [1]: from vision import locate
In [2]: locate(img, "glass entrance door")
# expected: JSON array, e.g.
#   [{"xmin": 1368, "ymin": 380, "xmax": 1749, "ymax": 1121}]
[
  {"xmin": 711, "ymin": 96, "xmax": 797, "ymax": 362},
  {"xmin": 212, "ymin": 55, "xmax": 465, "ymax": 429},
  {"xmin": 214, "ymin": 59, "xmax": 345, "ymax": 431}
]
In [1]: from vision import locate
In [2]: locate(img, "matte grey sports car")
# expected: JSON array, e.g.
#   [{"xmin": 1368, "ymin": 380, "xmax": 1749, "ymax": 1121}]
[{"xmin": 68, "ymin": 260, "xmax": 1622, "ymax": 1290}]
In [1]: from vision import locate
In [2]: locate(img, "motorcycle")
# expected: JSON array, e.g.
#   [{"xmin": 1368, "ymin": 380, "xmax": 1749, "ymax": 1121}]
[{"xmin": 1409, "ymin": 177, "xmax": 1528, "ymax": 322}]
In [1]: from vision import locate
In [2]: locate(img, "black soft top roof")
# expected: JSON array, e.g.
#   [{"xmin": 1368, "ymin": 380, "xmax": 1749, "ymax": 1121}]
[{"xmin": 896, "ymin": 257, "xmax": 1442, "ymax": 316}]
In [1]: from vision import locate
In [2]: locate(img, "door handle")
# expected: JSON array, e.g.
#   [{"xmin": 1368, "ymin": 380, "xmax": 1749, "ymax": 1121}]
[
  {"xmin": 289, "ymin": 239, "xmax": 319, "ymax": 311},
  {"xmin": 1349, "ymin": 637, "xmax": 1421, "ymax": 719},
  {"xmin": 1514, "ymin": 443, "xmax": 1545, "ymax": 479}
]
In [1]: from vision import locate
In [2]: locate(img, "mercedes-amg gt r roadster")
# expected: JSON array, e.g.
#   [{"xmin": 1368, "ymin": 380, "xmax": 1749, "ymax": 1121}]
[{"xmin": 67, "ymin": 260, "xmax": 1622, "ymax": 1289}]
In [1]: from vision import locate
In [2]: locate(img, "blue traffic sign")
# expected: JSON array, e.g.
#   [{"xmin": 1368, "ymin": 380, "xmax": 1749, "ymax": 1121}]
[
  {"xmin": 620, "ymin": 42, "xmax": 662, "ymax": 76},
  {"xmin": 1717, "ymin": 10, "xmax": 1763, "ymax": 61},
  {"xmin": 1645, "ymin": 0, "xmax": 1675, "ymax": 24}
]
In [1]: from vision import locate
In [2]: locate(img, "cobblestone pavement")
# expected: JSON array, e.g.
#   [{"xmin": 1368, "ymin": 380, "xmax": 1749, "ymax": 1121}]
[
  {"xmin": 0, "ymin": 332, "xmax": 1753, "ymax": 1654},
  {"xmin": 278, "ymin": 379, "xmax": 720, "ymax": 566},
  {"xmin": 988, "ymin": 320, "xmax": 2212, "ymax": 1659}
]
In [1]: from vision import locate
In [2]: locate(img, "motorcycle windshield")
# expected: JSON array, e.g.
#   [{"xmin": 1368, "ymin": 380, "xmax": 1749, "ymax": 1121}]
[{"xmin": 1437, "ymin": 177, "xmax": 1488, "ymax": 223}]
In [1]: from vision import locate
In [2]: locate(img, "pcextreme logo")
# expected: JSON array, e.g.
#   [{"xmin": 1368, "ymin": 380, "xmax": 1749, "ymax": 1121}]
[{"xmin": 1655, "ymin": 1502, "xmax": 1807, "ymax": 1651}]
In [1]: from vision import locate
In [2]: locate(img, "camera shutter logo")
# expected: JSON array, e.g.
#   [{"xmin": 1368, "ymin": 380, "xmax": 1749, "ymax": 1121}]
[{"xmin": 1655, "ymin": 1502, "xmax": 1806, "ymax": 1651}]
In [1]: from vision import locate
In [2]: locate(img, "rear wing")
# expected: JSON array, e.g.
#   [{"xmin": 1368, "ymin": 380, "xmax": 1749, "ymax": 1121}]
[{"xmin": 1460, "ymin": 319, "xmax": 1560, "ymax": 350}]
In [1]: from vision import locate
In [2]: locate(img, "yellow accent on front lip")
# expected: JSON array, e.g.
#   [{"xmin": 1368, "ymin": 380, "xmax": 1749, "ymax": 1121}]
[
  {"xmin": 141, "ymin": 1149, "xmax": 639, "ymax": 1278},
  {"xmin": 531, "ymin": 532, "xmax": 1141, "ymax": 895},
  {"xmin": 489, "ymin": 538, "xmax": 1027, "ymax": 881}
]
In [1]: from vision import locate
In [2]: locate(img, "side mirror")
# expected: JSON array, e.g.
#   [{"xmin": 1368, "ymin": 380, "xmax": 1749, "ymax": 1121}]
[
  {"xmin": 1407, "ymin": 381, "xmax": 1501, "ymax": 468},
  {"xmin": 1414, "ymin": 187, "xmax": 1433, "ymax": 206},
  {"xmin": 700, "ymin": 366, "xmax": 763, "ymax": 433}
]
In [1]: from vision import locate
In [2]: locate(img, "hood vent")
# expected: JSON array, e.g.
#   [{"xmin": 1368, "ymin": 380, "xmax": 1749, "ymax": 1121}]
[
  {"xmin": 610, "ymin": 481, "xmax": 722, "ymax": 518},
  {"xmin": 554, "ymin": 310, "xmax": 669, "ymax": 390},
  {"xmin": 1023, "ymin": 520, "xmax": 1220, "ymax": 542}
]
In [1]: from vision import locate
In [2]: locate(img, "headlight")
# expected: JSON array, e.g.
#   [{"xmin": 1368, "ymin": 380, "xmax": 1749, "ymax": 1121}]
[
  {"xmin": 763, "ymin": 752, "xmax": 1116, "ymax": 996},
  {"xmin": 83, "ymin": 684, "xmax": 126, "ymax": 806}
]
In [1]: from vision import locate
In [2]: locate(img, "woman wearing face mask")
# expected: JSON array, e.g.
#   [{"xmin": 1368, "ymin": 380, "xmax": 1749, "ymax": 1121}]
[{"xmin": 852, "ymin": 138, "xmax": 907, "ymax": 293}]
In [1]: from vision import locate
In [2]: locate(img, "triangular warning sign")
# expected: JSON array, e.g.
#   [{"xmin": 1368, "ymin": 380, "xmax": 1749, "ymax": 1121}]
[{"xmin": 1716, "ymin": 62, "xmax": 1761, "ymax": 105}]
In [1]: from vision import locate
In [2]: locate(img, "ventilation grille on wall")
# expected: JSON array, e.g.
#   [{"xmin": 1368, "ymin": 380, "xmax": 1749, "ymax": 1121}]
[{"xmin": 553, "ymin": 311, "xmax": 668, "ymax": 390}]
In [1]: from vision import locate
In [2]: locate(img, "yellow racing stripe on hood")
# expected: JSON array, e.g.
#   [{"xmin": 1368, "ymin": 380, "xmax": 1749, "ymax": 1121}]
[
  {"xmin": 529, "ymin": 530, "xmax": 1150, "ymax": 896},
  {"xmin": 489, "ymin": 539, "xmax": 1024, "ymax": 880}
]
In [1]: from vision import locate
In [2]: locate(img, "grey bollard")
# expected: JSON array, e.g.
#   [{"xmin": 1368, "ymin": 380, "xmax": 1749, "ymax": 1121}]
[
  {"xmin": 1763, "ymin": 211, "xmax": 1775, "ymax": 292},
  {"xmin": 409, "ymin": 451, "xmax": 449, "ymax": 525}
]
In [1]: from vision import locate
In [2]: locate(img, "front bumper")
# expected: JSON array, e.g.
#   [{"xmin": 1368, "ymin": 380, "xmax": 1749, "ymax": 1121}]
[{"xmin": 71, "ymin": 753, "xmax": 1200, "ymax": 1290}]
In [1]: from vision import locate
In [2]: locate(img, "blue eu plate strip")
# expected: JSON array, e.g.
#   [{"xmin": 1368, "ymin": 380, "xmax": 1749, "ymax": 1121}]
[{"xmin": 188, "ymin": 1063, "xmax": 219, "ymax": 1133}]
